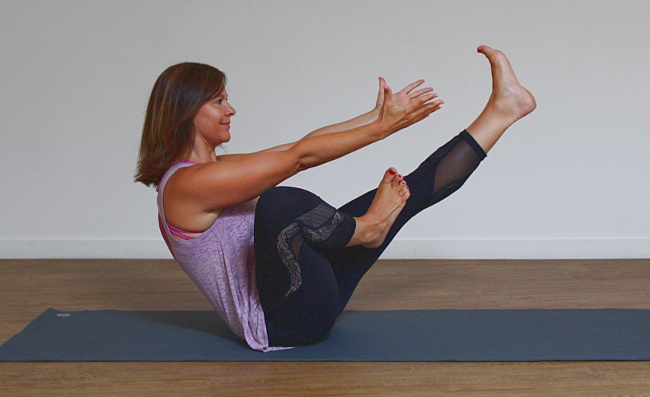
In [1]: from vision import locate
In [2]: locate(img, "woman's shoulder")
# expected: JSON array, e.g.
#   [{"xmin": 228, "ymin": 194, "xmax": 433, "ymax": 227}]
[{"xmin": 159, "ymin": 162, "xmax": 193, "ymax": 190}]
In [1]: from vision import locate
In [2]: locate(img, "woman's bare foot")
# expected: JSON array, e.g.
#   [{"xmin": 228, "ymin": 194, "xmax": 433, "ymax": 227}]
[
  {"xmin": 467, "ymin": 45, "xmax": 537, "ymax": 152},
  {"xmin": 479, "ymin": 45, "xmax": 536, "ymax": 121},
  {"xmin": 347, "ymin": 168, "xmax": 410, "ymax": 249}
]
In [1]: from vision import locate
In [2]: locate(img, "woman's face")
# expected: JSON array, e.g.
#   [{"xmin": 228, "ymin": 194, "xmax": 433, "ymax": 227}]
[{"xmin": 193, "ymin": 88, "xmax": 236, "ymax": 147}]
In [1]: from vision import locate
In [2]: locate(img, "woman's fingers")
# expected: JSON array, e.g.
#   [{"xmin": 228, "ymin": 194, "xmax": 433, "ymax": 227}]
[
  {"xmin": 378, "ymin": 78, "xmax": 444, "ymax": 132},
  {"xmin": 383, "ymin": 78, "xmax": 438, "ymax": 104},
  {"xmin": 409, "ymin": 87, "xmax": 435, "ymax": 99},
  {"xmin": 406, "ymin": 93, "xmax": 442, "ymax": 112},
  {"xmin": 405, "ymin": 101, "xmax": 443, "ymax": 126},
  {"xmin": 397, "ymin": 79, "xmax": 426, "ymax": 96},
  {"xmin": 411, "ymin": 99, "xmax": 444, "ymax": 120}
]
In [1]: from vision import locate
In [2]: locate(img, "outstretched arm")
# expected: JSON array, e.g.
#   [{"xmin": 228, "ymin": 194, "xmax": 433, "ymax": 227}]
[
  {"xmin": 296, "ymin": 78, "xmax": 435, "ymax": 140},
  {"xmin": 217, "ymin": 78, "xmax": 437, "ymax": 161},
  {"xmin": 175, "ymin": 80, "xmax": 442, "ymax": 207},
  {"xmin": 163, "ymin": 79, "xmax": 442, "ymax": 235},
  {"xmin": 291, "ymin": 80, "xmax": 441, "ymax": 171}
]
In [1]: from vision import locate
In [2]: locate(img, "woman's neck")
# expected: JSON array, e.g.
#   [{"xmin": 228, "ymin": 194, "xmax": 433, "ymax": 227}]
[{"xmin": 186, "ymin": 141, "xmax": 219, "ymax": 163}]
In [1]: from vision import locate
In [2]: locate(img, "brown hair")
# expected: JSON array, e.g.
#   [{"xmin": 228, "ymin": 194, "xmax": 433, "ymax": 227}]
[{"xmin": 135, "ymin": 62, "xmax": 226, "ymax": 187}]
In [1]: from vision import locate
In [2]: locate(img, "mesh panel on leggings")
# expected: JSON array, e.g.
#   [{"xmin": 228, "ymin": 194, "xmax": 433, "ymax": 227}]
[
  {"xmin": 428, "ymin": 136, "xmax": 484, "ymax": 207},
  {"xmin": 276, "ymin": 202, "xmax": 345, "ymax": 297}
]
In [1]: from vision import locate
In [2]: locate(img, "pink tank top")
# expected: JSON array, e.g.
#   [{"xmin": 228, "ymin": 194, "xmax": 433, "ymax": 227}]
[{"xmin": 157, "ymin": 162, "xmax": 285, "ymax": 352}]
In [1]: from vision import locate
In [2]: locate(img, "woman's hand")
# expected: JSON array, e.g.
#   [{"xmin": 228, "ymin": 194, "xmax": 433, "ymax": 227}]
[{"xmin": 375, "ymin": 78, "xmax": 443, "ymax": 136}]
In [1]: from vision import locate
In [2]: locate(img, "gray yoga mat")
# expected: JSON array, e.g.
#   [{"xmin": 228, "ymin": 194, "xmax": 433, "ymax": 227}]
[{"xmin": 1, "ymin": 308, "xmax": 649, "ymax": 362}]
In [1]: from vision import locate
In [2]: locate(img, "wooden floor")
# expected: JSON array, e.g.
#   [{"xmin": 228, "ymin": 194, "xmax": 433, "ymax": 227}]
[{"xmin": 2, "ymin": 258, "xmax": 650, "ymax": 396}]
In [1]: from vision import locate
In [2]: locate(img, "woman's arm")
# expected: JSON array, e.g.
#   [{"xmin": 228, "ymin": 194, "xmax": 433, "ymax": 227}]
[
  {"xmin": 177, "ymin": 80, "xmax": 440, "ymax": 204},
  {"xmin": 214, "ymin": 109, "xmax": 377, "ymax": 162},
  {"xmin": 217, "ymin": 78, "xmax": 431, "ymax": 161},
  {"xmin": 164, "ymin": 80, "xmax": 442, "ymax": 233}
]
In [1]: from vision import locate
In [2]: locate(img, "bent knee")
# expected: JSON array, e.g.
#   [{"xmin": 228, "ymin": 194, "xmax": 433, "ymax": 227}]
[
  {"xmin": 255, "ymin": 186, "xmax": 322, "ymax": 225},
  {"xmin": 257, "ymin": 187, "xmax": 321, "ymax": 213}
]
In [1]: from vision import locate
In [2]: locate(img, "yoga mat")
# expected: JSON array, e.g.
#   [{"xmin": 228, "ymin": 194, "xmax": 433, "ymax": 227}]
[{"xmin": 1, "ymin": 308, "xmax": 649, "ymax": 362}]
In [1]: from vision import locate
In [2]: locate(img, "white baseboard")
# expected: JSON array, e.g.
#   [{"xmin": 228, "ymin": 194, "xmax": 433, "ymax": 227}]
[
  {"xmin": 1, "ymin": 237, "xmax": 648, "ymax": 260},
  {"xmin": 381, "ymin": 238, "xmax": 650, "ymax": 260}
]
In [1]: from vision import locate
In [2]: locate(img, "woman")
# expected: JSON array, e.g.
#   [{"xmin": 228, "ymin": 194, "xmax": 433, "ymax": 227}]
[{"xmin": 135, "ymin": 46, "xmax": 535, "ymax": 351}]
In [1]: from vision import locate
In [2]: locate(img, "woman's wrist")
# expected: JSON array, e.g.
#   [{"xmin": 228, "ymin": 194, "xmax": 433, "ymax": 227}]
[
  {"xmin": 367, "ymin": 116, "xmax": 394, "ymax": 140},
  {"xmin": 368, "ymin": 107, "xmax": 381, "ymax": 123}
]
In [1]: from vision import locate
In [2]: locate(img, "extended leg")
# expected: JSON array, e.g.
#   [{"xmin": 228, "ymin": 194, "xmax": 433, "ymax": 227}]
[
  {"xmin": 326, "ymin": 130, "xmax": 487, "ymax": 310},
  {"xmin": 326, "ymin": 46, "xmax": 536, "ymax": 310}
]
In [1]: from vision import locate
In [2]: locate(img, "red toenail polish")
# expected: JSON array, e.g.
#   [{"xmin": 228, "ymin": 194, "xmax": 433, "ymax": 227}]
[
  {"xmin": 397, "ymin": 174, "xmax": 402, "ymax": 178},
  {"xmin": 389, "ymin": 169, "xmax": 397, "ymax": 175}
]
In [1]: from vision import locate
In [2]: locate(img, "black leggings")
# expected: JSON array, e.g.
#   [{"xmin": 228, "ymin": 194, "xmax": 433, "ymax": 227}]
[{"xmin": 254, "ymin": 130, "xmax": 487, "ymax": 347}]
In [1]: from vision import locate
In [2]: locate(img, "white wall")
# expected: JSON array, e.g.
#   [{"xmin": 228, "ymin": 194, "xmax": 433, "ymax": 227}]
[{"xmin": 1, "ymin": 0, "xmax": 648, "ymax": 259}]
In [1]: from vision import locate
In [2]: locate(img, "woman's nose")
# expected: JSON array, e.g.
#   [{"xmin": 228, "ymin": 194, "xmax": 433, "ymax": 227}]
[{"xmin": 226, "ymin": 102, "xmax": 236, "ymax": 116}]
